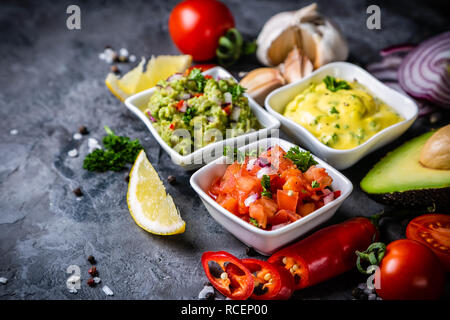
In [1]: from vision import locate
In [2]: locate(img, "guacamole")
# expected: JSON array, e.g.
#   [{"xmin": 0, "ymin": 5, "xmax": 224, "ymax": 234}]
[
  {"xmin": 145, "ymin": 69, "xmax": 259, "ymax": 155},
  {"xmin": 283, "ymin": 76, "xmax": 403, "ymax": 150}
]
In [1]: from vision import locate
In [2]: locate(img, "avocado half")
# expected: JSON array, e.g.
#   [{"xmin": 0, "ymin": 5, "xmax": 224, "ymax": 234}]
[{"xmin": 361, "ymin": 131, "xmax": 450, "ymax": 207}]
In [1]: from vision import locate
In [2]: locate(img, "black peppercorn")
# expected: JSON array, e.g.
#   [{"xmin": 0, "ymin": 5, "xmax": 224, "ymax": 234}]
[
  {"xmin": 73, "ymin": 187, "xmax": 83, "ymax": 197},
  {"xmin": 167, "ymin": 175, "xmax": 176, "ymax": 184},
  {"xmin": 78, "ymin": 126, "xmax": 89, "ymax": 135},
  {"xmin": 87, "ymin": 255, "xmax": 96, "ymax": 265}
]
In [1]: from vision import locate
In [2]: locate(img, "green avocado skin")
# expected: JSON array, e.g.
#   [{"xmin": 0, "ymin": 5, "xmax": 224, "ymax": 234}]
[{"xmin": 361, "ymin": 131, "xmax": 450, "ymax": 208}]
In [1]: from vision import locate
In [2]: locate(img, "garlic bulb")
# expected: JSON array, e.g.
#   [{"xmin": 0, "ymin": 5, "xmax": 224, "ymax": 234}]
[
  {"xmin": 279, "ymin": 47, "xmax": 314, "ymax": 83},
  {"xmin": 239, "ymin": 68, "xmax": 286, "ymax": 105},
  {"xmin": 256, "ymin": 3, "xmax": 348, "ymax": 69}
]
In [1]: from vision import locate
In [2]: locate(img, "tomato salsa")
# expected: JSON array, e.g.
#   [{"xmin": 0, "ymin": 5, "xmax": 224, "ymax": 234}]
[{"xmin": 208, "ymin": 145, "xmax": 341, "ymax": 230}]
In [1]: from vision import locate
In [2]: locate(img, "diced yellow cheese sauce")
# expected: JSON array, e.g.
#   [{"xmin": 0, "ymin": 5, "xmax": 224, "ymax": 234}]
[{"xmin": 283, "ymin": 79, "xmax": 404, "ymax": 150}]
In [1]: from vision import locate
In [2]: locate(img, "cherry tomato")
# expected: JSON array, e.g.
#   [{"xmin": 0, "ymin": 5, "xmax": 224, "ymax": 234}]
[
  {"xmin": 169, "ymin": 0, "xmax": 235, "ymax": 61},
  {"xmin": 406, "ymin": 213, "xmax": 450, "ymax": 272},
  {"xmin": 376, "ymin": 239, "xmax": 445, "ymax": 300}
]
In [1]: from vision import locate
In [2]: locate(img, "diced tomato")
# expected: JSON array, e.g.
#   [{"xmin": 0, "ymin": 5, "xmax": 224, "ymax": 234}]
[
  {"xmin": 277, "ymin": 190, "xmax": 299, "ymax": 212},
  {"xmin": 298, "ymin": 202, "xmax": 316, "ymax": 217},
  {"xmin": 194, "ymin": 93, "xmax": 204, "ymax": 97},
  {"xmin": 283, "ymin": 176, "xmax": 305, "ymax": 193},
  {"xmin": 218, "ymin": 196, "xmax": 238, "ymax": 214},
  {"xmin": 249, "ymin": 203, "xmax": 266, "ymax": 228},
  {"xmin": 176, "ymin": 100, "xmax": 185, "ymax": 111},
  {"xmin": 209, "ymin": 177, "xmax": 222, "ymax": 196},
  {"xmin": 169, "ymin": 123, "xmax": 175, "ymax": 130},
  {"xmin": 237, "ymin": 176, "xmax": 260, "ymax": 193},
  {"xmin": 304, "ymin": 166, "xmax": 333, "ymax": 189}
]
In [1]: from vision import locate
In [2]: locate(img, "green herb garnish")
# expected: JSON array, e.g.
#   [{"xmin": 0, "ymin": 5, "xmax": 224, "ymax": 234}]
[
  {"xmin": 249, "ymin": 217, "xmax": 260, "ymax": 228},
  {"xmin": 330, "ymin": 106, "xmax": 339, "ymax": 114},
  {"xmin": 323, "ymin": 76, "xmax": 351, "ymax": 92},
  {"xmin": 261, "ymin": 174, "xmax": 272, "ymax": 198},
  {"xmin": 229, "ymin": 84, "xmax": 246, "ymax": 101},
  {"xmin": 83, "ymin": 126, "xmax": 143, "ymax": 172},
  {"xmin": 284, "ymin": 146, "xmax": 318, "ymax": 172},
  {"xmin": 187, "ymin": 68, "xmax": 207, "ymax": 92},
  {"xmin": 182, "ymin": 107, "xmax": 196, "ymax": 124},
  {"xmin": 311, "ymin": 180, "xmax": 320, "ymax": 188}
]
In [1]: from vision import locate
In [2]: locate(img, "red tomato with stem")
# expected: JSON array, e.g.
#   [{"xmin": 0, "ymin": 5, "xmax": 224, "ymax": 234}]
[
  {"xmin": 406, "ymin": 213, "xmax": 450, "ymax": 272},
  {"xmin": 375, "ymin": 239, "xmax": 445, "ymax": 300},
  {"xmin": 169, "ymin": 0, "xmax": 235, "ymax": 61}
]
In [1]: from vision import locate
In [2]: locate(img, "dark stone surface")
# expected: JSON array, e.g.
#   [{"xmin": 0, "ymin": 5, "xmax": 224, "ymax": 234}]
[{"xmin": 0, "ymin": 0, "xmax": 448, "ymax": 300}]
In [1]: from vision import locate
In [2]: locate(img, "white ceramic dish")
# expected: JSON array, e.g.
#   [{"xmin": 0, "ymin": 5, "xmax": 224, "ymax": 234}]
[
  {"xmin": 190, "ymin": 137, "xmax": 353, "ymax": 255},
  {"xmin": 265, "ymin": 62, "xmax": 418, "ymax": 170},
  {"xmin": 125, "ymin": 66, "xmax": 280, "ymax": 170}
]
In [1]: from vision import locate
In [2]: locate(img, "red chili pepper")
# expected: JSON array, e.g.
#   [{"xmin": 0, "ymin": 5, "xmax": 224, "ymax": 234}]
[
  {"xmin": 176, "ymin": 100, "xmax": 185, "ymax": 111},
  {"xmin": 223, "ymin": 104, "xmax": 232, "ymax": 115},
  {"xmin": 229, "ymin": 259, "xmax": 295, "ymax": 300},
  {"xmin": 201, "ymin": 251, "xmax": 254, "ymax": 300},
  {"xmin": 268, "ymin": 217, "xmax": 378, "ymax": 290},
  {"xmin": 169, "ymin": 123, "xmax": 175, "ymax": 130}
]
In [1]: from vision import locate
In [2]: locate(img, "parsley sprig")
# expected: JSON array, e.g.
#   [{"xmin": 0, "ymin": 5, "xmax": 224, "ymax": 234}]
[
  {"xmin": 323, "ymin": 76, "xmax": 351, "ymax": 92},
  {"xmin": 261, "ymin": 174, "xmax": 272, "ymax": 198},
  {"xmin": 83, "ymin": 126, "xmax": 143, "ymax": 172},
  {"xmin": 188, "ymin": 68, "xmax": 207, "ymax": 92},
  {"xmin": 284, "ymin": 146, "xmax": 318, "ymax": 172}
]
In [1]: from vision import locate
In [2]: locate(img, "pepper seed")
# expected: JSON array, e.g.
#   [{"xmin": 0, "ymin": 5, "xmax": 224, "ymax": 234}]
[
  {"xmin": 167, "ymin": 175, "xmax": 176, "ymax": 185},
  {"xmin": 78, "ymin": 126, "xmax": 89, "ymax": 135},
  {"xmin": 87, "ymin": 255, "xmax": 96, "ymax": 265},
  {"xmin": 73, "ymin": 187, "xmax": 83, "ymax": 197}
]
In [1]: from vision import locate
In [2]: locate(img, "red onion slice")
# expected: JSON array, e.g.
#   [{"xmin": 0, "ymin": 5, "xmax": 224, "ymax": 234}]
[
  {"xmin": 380, "ymin": 44, "xmax": 415, "ymax": 57},
  {"xmin": 398, "ymin": 31, "xmax": 450, "ymax": 108},
  {"xmin": 244, "ymin": 193, "xmax": 258, "ymax": 207}
]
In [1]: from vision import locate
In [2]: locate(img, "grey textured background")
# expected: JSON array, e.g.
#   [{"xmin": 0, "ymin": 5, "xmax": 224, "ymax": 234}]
[{"xmin": 0, "ymin": 0, "xmax": 449, "ymax": 300}]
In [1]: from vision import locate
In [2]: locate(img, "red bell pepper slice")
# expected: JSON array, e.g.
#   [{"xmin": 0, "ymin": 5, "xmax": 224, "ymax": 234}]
[
  {"xmin": 201, "ymin": 251, "xmax": 254, "ymax": 300},
  {"xmin": 230, "ymin": 259, "xmax": 295, "ymax": 300},
  {"xmin": 268, "ymin": 217, "xmax": 378, "ymax": 290}
]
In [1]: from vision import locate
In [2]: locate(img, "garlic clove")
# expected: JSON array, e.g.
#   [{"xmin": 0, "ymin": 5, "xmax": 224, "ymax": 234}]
[
  {"xmin": 256, "ymin": 3, "xmax": 348, "ymax": 69},
  {"xmin": 239, "ymin": 68, "xmax": 286, "ymax": 105},
  {"xmin": 280, "ymin": 47, "xmax": 314, "ymax": 83}
]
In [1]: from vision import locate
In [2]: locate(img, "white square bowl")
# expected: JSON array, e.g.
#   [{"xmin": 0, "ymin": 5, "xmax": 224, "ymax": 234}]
[
  {"xmin": 190, "ymin": 137, "xmax": 353, "ymax": 255},
  {"xmin": 124, "ymin": 66, "xmax": 280, "ymax": 170},
  {"xmin": 265, "ymin": 62, "xmax": 418, "ymax": 170}
]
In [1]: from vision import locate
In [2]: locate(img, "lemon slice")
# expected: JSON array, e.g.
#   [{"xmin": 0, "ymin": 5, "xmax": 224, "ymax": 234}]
[
  {"xmin": 127, "ymin": 150, "xmax": 185, "ymax": 235},
  {"xmin": 105, "ymin": 55, "xmax": 192, "ymax": 102}
]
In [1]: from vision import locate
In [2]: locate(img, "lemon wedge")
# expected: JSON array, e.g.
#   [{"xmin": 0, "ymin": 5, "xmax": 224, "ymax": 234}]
[
  {"xmin": 105, "ymin": 55, "xmax": 192, "ymax": 101},
  {"xmin": 127, "ymin": 150, "xmax": 185, "ymax": 235}
]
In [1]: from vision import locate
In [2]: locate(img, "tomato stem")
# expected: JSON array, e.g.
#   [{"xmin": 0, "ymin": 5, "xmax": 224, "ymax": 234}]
[
  {"xmin": 355, "ymin": 242, "xmax": 386, "ymax": 275},
  {"xmin": 216, "ymin": 28, "xmax": 256, "ymax": 66}
]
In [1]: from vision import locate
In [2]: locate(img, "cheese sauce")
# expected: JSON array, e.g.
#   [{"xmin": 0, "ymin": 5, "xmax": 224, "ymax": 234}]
[{"xmin": 283, "ymin": 79, "xmax": 404, "ymax": 150}]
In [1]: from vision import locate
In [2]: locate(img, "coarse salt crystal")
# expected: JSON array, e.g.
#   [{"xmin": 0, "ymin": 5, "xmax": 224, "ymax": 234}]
[
  {"xmin": 99, "ymin": 53, "xmax": 106, "ymax": 60},
  {"xmin": 69, "ymin": 288, "xmax": 78, "ymax": 294},
  {"xmin": 68, "ymin": 149, "xmax": 78, "ymax": 158},
  {"xmin": 0, "ymin": 277, "xmax": 8, "ymax": 284},
  {"xmin": 119, "ymin": 48, "xmax": 129, "ymax": 57},
  {"xmin": 93, "ymin": 277, "xmax": 101, "ymax": 284},
  {"xmin": 88, "ymin": 138, "xmax": 101, "ymax": 153},
  {"xmin": 238, "ymin": 71, "xmax": 248, "ymax": 78},
  {"xmin": 198, "ymin": 285, "xmax": 215, "ymax": 299},
  {"xmin": 102, "ymin": 285, "xmax": 114, "ymax": 296},
  {"xmin": 73, "ymin": 133, "xmax": 82, "ymax": 140},
  {"xmin": 10, "ymin": 129, "xmax": 18, "ymax": 135},
  {"xmin": 129, "ymin": 55, "xmax": 136, "ymax": 62}
]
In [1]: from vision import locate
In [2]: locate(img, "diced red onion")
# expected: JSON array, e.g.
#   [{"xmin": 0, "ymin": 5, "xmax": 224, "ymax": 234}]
[
  {"xmin": 146, "ymin": 111, "xmax": 156, "ymax": 122},
  {"xmin": 244, "ymin": 193, "xmax": 258, "ymax": 207},
  {"xmin": 271, "ymin": 222, "xmax": 290, "ymax": 230},
  {"xmin": 398, "ymin": 31, "xmax": 450, "ymax": 108},
  {"xmin": 230, "ymin": 106, "xmax": 241, "ymax": 121},
  {"xmin": 224, "ymin": 92, "xmax": 233, "ymax": 104},
  {"xmin": 323, "ymin": 192, "xmax": 335, "ymax": 205},
  {"xmin": 167, "ymin": 73, "xmax": 184, "ymax": 82},
  {"xmin": 256, "ymin": 166, "xmax": 271, "ymax": 179},
  {"xmin": 246, "ymin": 158, "xmax": 257, "ymax": 171},
  {"xmin": 178, "ymin": 93, "xmax": 192, "ymax": 100},
  {"xmin": 257, "ymin": 157, "xmax": 271, "ymax": 168}
]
